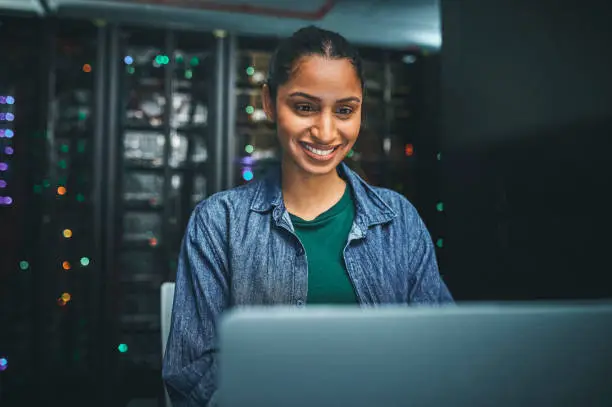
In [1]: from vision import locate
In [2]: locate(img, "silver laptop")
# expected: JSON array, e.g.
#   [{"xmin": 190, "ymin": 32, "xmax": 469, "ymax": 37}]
[{"xmin": 218, "ymin": 302, "xmax": 612, "ymax": 407}]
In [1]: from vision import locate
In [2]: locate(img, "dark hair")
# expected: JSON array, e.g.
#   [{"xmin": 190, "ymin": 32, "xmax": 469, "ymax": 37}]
[{"xmin": 266, "ymin": 25, "xmax": 365, "ymax": 103}]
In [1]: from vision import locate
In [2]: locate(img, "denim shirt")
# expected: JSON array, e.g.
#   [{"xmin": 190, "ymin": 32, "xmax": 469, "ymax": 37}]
[{"xmin": 162, "ymin": 162, "xmax": 453, "ymax": 406}]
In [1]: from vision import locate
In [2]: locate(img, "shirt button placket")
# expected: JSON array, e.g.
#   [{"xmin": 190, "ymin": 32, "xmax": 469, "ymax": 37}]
[{"xmin": 295, "ymin": 244, "xmax": 306, "ymax": 307}]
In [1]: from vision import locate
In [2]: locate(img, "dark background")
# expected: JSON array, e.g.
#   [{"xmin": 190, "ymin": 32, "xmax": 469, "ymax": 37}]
[
  {"xmin": 439, "ymin": 0, "xmax": 612, "ymax": 300},
  {"xmin": 1, "ymin": 0, "xmax": 611, "ymax": 406}
]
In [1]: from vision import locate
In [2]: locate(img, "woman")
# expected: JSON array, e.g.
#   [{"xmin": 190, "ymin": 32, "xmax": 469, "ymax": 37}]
[{"xmin": 163, "ymin": 25, "xmax": 453, "ymax": 406}]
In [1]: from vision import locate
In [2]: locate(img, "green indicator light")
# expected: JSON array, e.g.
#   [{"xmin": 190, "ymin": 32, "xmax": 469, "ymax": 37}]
[
  {"xmin": 43, "ymin": 179, "xmax": 50, "ymax": 188},
  {"xmin": 436, "ymin": 202, "xmax": 444, "ymax": 212},
  {"xmin": 346, "ymin": 149, "xmax": 355, "ymax": 158},
  {"xmin": 246, "ymin": 66, "xmax": 255, "ymax": 76},
  {"xmin": 60, "ymin": 144, "xmax": 69, "ymax": 153},
  {"xmin": 127, "ymin": 66, "xmax": 135, "ymax": 74},
  {"xmin": 190, "ymin": 57, "xmax": 199, "ymax": 66},
  {"xmin": 77, "ymin": 140, "xmax": 86, "ymax": 153},
  {"xmin": 436, "ymin": 152, "xmax": 441, "ymax": 161},
  {"xmin": 245, "ymin": 144, "xmax": 254, "ymax": 154},
  {"xmin": 80, "ymin": 257, "xmax": 90, "ymax": 266},
  {"xmin": 436, "ymin": 238, "xmax": 444, "ymax": 248},
  {"xmin": 33, "ymin": 185, "xmax": 42, "ymax": 193},
  {"xmin": 19, "ymin": 261, "xmax": 29, "ymax": 271},
  {"xmin": 185, "ymin": 69, "xmax": 193, "ymax": 79},
  {"xmin": 76, "ymin": 193, "xmax": 85, "ymax": 203},
  {"xmin": 58, "ymin": 160, "xmax": 67, "ymax": 169},
  {"xmin": 245, "ymin": 106, "xmax": 254, "ymax": 114},
  {"xmin": 78, "ymin": 111, "xmax": 87, "ymax": 121},
  {"xmin": 117, "ymin": 343, "xmax": 128, "ymax": 353}
]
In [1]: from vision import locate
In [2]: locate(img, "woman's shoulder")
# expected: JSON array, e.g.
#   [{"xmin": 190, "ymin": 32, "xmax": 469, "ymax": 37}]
[
  {"xmin": 190, "ymin": 180, "xmax": 262, "ymax": 223},
  {"xmin": 365, "ymin": 184, "xmax": 423, "ymax": 225}
]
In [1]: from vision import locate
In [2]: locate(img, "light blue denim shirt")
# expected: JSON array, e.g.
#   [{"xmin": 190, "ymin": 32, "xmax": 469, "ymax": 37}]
[{"xmin": 162, "ymin": 162, "xmax": 453, "ymax": 406}]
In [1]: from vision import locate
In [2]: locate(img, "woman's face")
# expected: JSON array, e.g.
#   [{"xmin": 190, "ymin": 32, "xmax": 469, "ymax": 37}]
[{"xmin": 263, "ymin": 55, "xmax": 363, "ymax": 177}]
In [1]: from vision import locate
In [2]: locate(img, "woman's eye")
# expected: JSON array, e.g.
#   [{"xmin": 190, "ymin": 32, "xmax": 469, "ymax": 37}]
[
  {"xmin": 337, "ymin": 107, "xmax": 353, "ymax": 115},
  {"xmin": 295, "ymin": 104, "xmax": 315, "ymax": 112}
]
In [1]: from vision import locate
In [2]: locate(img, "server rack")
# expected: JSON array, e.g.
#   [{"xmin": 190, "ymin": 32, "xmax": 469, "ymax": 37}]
[
  {"xmin": 0, "ymin": 16, "xmax": 50, "ymax": 406},
  {"xmin": 42, "ymin": 18, "xmax": 102, "ymax": 386},
  {"xmin": 353, "ymin": 49, "xmax": 423, "ymax": 202},
  {"xmin": 105, "ymin": 26, "xmax": 219, "ymax": 404}
]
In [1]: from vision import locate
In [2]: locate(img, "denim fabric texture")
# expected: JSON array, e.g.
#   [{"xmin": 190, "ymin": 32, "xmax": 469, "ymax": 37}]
[{"xmin": 162, "ymin": 162, "xmax": 454, "ymax": 406}]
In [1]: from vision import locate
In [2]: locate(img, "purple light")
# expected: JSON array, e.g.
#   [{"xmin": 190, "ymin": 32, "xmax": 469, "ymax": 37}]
[
  {"xmin": 0, "ymin": 180, "xmax": 6, "ymax": 188},
  {"xmin": 0, "ymin": 97, "xmax": 5, "ymax": 104},
  {"xmin": 5, "ymin": 129, "xmax": 14, "ymax": 138},
  {"xmin": 0, "ymin": 196, "xmax": 13, "ymax": 205},
  {"xmin": 0, "ymin": 357, "xmax": 7, "ymax": 371},
  {"xmin": 5, "ymin": 146, "xmax": 14, "ymax": 155},
  {"xmin": 240, "ymin": 156, "xmax": 255, "ymax": 166},
  {"xmin": 0, "ymin": 163, "xmax": 7, "ymax": 171}
]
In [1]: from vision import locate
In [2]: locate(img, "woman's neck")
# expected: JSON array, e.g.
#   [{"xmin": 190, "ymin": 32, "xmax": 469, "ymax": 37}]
[{"xmin": 281, "ymin": 159, "xmax": 347, "ymax": 221}]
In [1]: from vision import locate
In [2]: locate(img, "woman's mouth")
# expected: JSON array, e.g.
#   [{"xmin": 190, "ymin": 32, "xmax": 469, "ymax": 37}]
[{"xmin": 299, "ymin": 142, "xmax": 342, "ymax": 161}]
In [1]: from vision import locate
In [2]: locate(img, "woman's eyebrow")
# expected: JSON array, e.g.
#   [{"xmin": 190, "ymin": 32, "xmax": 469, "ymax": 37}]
[{"xmin": 288, "ymin": 92, "xmax": 361, "ymax": 104}]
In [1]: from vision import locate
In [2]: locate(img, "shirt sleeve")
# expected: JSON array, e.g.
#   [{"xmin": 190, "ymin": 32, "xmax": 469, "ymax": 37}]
[
  {"xmin": 407, "ymin": 216, "xmax": 454, "ymax": 305},
  {"xmin": 162, "ymin": 204, "xmax": 229, "ymax": 407}
]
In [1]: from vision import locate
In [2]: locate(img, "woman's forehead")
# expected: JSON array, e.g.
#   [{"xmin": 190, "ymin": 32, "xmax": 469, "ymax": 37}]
[{"xmin": 281, "ymin": 55, "xmax": 362, "ymax": 99}]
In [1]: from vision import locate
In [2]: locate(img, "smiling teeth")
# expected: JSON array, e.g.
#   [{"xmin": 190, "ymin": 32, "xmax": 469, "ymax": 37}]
[{"xmin": 303, "ymin": 144, "xmax": 334, "ymax": 156}]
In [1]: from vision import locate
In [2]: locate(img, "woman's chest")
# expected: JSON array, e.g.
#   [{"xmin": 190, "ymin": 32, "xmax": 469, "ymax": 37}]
[{"xmin": 226, "ymin": 223, "xmax": 411, "ymax": 306}]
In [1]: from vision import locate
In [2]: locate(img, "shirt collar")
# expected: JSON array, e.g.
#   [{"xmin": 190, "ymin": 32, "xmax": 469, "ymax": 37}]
[{"xmin": 250, "ymin": 162, "xmax": 397, "ymax": 228}]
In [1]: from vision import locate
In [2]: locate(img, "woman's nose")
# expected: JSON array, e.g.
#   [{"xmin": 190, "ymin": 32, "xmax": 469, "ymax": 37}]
[{"xmin": 310, "ymin": 111, "xmax": 336, "ymax": 143}]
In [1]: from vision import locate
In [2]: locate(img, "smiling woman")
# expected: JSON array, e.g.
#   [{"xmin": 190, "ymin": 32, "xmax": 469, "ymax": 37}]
[{"xmin": 162, "ymin": 25, "xmax": 453, "ymax": 407}]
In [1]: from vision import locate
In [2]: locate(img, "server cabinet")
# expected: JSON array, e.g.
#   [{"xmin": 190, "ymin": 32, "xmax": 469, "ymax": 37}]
[
  {"xmin": 0, "ymin": 18, "xmax": 106, "ymax": 405},
  {"xmin": 353, "ymin": 49, "xmax": 424, "ymax": 202},
  {"xmin": 0, "ymin": 16, "xmax": 50, "ymax": 406},
  {"xmin": 109, "ymin": 26, "xmax": 217, "ymax": 402},
  {"xmin": 44, "ymin": 19, "xmax": 101, "ymax": 381}
]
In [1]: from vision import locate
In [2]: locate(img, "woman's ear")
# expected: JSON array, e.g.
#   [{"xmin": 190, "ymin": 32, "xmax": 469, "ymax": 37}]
[{"xmin": 261, "ymin": 84, "xmax": 275, "ymax": 122}]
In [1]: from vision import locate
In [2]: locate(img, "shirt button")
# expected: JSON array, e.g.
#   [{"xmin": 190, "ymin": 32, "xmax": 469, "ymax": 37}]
[{"xmin": 296, "ymin": 299, "xmax": 305, "ymax": 307}]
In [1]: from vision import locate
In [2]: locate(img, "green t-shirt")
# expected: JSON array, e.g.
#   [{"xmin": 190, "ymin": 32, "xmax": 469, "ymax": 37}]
[{"xmin": 289, "ymin": 185, "xmax": 358, "ymax": 304}]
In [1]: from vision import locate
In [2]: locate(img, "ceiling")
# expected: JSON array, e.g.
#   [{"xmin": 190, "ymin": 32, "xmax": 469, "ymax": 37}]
[
  {"xmin": 1, "ymin": 0, "xmax": 441, "ymax": 49},
  {"xmin": 0, "ymin": 0, "xmax": 44, "ymax": 14}
]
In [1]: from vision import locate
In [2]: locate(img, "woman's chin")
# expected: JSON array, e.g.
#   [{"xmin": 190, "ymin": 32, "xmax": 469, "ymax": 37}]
[
  {"xmin": 284, "ymin": 156, "xmax": 339, "ymax": 177},
  {"xmin": 298, "ymin": 158, "xmax": 343, "ymax": 177}
]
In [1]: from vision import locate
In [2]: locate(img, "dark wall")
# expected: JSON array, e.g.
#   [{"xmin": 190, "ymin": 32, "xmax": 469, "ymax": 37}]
[{"xmin": 439, "ymin": 0, "xmax": 612, "ymax": 300}]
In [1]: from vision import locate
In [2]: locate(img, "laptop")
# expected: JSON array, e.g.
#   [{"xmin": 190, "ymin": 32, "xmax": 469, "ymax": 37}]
[{"xmin": 217, "ymin": 302, "xmax": 612, "ymax": 407}]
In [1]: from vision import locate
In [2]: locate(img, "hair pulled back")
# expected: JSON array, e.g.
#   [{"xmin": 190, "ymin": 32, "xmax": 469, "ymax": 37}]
[{"xmin": 266, "ymin": 26, "xmax": 365, "ymax": 103}]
